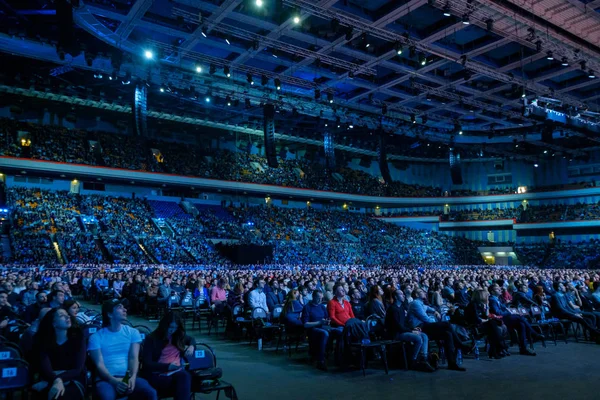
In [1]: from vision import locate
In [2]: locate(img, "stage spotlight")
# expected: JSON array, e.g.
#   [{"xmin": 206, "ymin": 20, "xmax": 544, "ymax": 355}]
[
  {"xmin": 144, "ymin": 50, "xmax": 153, "ymax": 59},
  {"xmin": 327, "ymin": 92, "xmax": 334, "ymax": 103},
  {"xmin": 256, "ymin": 0, "xmax": 263, "ymax": 7},
  {"xmin": 201, "ymin": 27, "xmax": 207, "ymax": 37},
  {"xmin": 589, "ymin": 70, "xmax": 596, "ymax": 79},
  {"xmin": 561, "ymin": 57, "xmax": 569, "ymax": 66},
  {"xmin": 205, "ymin": 96, "xmax": 211, "ymax": 103},
  {"xmin": 546, "ymin": 51, "xmax": 554, "ymax": 60},
  {"xmin": 411, "ymin": 114, "xmax": 416, "ymax": 124},
  {"xmin": 247, "ymin": 73, "xmax": 254, "ymax": 85},
  {"xmin": 419, "ymin": 53, "xmax": 427, "ymax": 66},
  {"xmin": 462, "ymin": 14, "xmax": 470, "ymax": 25},
  {"xmin": 274, "ymin": 78, "xmax": 281, "ymax": 90},
  {"xmin": 293, "ymin": 16, "xmax": 300, "ymax": 24},
  {"xmin": 226, "ymin": 96, "xmax": 232, "ymax": 106},
  {"xmin": 159, "ymin": 87, "xmax": 165, "ymax": 93},
  {"xmin": 224, "ymin": 65, "xmax": 231, "ymax": 77},
  {"xmin": 443, "ymin": 3, "xmax": 451, "ymax": 16},
  {"xmin": 395, "ymin": 42, "xmax": 403, "ymax": 55},
  {"xmin": 196, "ymin": 66, "xmax": 202, "ymax": 73}
]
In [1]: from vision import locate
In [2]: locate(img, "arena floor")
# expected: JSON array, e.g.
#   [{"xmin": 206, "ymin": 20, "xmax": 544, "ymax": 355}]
[{"xmin": 93, "ymin": 304, "xmax": 600, "ymax": 400}]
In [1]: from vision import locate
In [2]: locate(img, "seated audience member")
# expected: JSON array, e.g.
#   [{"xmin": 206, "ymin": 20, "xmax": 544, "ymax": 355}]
[
  {"xmin": 442, "ymin": 277, "xmax": 455, "ymax": 302},
  {"xmin": 88, "ymin": 299, "xmax": 157, "ymax": 400},
  {"xmin": 407, "ymin": 288, "xmax": 467, "ymax": 371},
  {"xmin": 3, "ymin": 282, "xmax": 20, "ymax": 307},
  {"xmin": 0, "ymin": 290, "xmax": 20, "ymax": 325},
  {"xmin": 193, "ymin": 278, "xmax": 211, "ymax": 309},
  {"xmin": 349, "ymin": 288, "xmax": 366, "ymax": 320},
  {"xmin": 21, "ymin": 282, "xmax": 39, "ymax": 307},
  {"xmin": 248, "ymin": 278, "xmax": 269, "ymax": 314},
  {"xmin": 302, "ymin": 290, "xmax": 340, "ymax": 371},
  {"xmin": 465, "ymin": 289, "xmax": 508, "ymax": 359},
  {"xmin": 327, "ymin": 285, "xmax": 355, "ymax": 327},
  {"xmin": 454, "ymin": 281, "xmax": 470, "ymax": 308},
  {"xmin": 365, "ymin": 285, "xmax": 386, "ymax": 321},
  {"xmin": 488, "ymin": 284, "xmax": 539, "ymax": 355},
  {"xmin": 48, "ymin": 290, "xmax": 65, "ymax": 309},
  {"xmin": 266, "ymin": 279, "xmax": 285, "ymax": 312},
  {"xmin": 551, "ymin": 282, "xmax": 600, "ymax": 342},
  {"xmin": 384, "ymin": 289, "xmax": 434, "ymax": 372},
  {"xmin": 63, "ymin": 300, "xmax": 90, "ymax": 327},
  {"xmin": 95, "ymin": 274, "xmax": 109, "ymax": 303},
  {"xmin": 282, "ymin": 290, "xmax": 304, "ymax": 330},
  {"xmin": 142, "ymin": 312, "xmax": 194, "ymax": 400},
  {"xmin": 24, "ymin": 291, "xmax": 48, "ymax": 323},
  {"xmin": 533, "ymin": 286, "xmax": 548, "ymax": 306},
  {"xmin": 227, "ymin": 283, "xmax": 245, "ymax": 309},
  {"xmin": 210, "ymin": 279, "xmax": 228, "ymax": 310},
  {"xmin": 33, "ymin": 308, "xmax": 86, "ymax": 400},
  {"xmin": 576, "ymin": 284, "xmax": 598, "ymax": 312},
  {"xmin": 512, "ymin": 283, "xmax": 537, "ymax": 308},
  {"xmin": 157, "ymin": 278, "xmax": 172, "ymax": 306}
]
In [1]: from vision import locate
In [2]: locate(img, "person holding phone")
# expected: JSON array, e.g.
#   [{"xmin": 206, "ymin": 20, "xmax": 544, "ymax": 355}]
[{"xmin": 142, "ymin": 311, "xmax": 194, "ymax": 400}]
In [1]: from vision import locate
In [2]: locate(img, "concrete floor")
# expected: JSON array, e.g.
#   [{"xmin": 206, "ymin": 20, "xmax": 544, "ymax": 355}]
[{"xmin": 90, "ymin": 305, "xmax": 600, "ymax": 400}]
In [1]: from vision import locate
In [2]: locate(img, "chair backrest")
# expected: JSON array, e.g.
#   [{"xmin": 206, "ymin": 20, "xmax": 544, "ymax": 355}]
[
  {"xmin": 530, "ymin": 305, "xmax": 542, "ymax": 316},
  {"xmin": 0, "ymin": 359, "xmax": 29, "ymax": 390},
  {"xmin": 134, "ymin": 325, "xmax": 152, "ymax": 341},
  {"xmin": 232, "ymin": 305, "xmax": 243, "ymax": 318},
  {"xmin": 507, "ymin": 307, "xmax": 519, "ymax": 315},
  {"xmin": 180, "ymin": 292, "xmax": 193, "ymax": 307},
  {"xmin": 518, "ymin": 306, "xmax": 530, "ymax": 317},
  {"xmin": 0, "ymin": 345, "xmax": 21, "ymax": 362},
  {"xmin": 251, "ymin": 307, "xmax": 268, "ymax": 320},
  {"xmin": 83, "ymin": 324, "xmax": 102, "ymax": 343},
  {"xmin": 272, "ymin": 305, "xmax": 283, "ymax": 319},
  {"xmin": 185, "ymin": 343, "xmax": 216, "ymax": 371}
]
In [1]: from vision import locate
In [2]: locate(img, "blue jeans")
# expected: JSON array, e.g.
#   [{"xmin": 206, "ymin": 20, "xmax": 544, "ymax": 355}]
[
  {"xmin": 396, "ymin": 331, "xmax": 429, "ymax": 360},
  {"xmin": 95, "ymin": 377, "xmax": 157, "ymax": 400}
]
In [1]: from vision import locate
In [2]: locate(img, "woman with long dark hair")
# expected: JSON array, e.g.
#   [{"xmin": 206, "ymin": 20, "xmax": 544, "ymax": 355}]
[
  {"xmin": 282, "ymin": 289, "xmax": 303, "ymax": 329},
  {"xmin": 365, "ymin": 285, "xmax": 386, "ymax": 320},
  {"xmin": 141, "ymin": 311, "xmax": 195, "ymax": 400},
  {"xmin": 33, "ymin": 308, "xmax": 86, "ymax": 399}
]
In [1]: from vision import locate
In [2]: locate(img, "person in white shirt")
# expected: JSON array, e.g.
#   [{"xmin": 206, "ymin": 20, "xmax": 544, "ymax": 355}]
[
  {"xmin": 88, "ymin": 299, "xmax": 157, "ymax": 400},
  {"xmin": 248, "ymin": 279, "xmax": 269, "ymax": 315}
]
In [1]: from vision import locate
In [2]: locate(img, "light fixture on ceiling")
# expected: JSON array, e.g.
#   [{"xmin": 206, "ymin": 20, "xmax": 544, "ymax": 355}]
[
  {"xmin": 196, "ymin": 66, "xmax": 202, "ymax": 73},
  {"xmin": 247, "ymin": 73, "xmax": 254, "ymax": 85},
  {"xmin": 327, "ymin": 92, "xmax": 334, "ymax": 103},
  {"xmin": 521, "ymin": 87, "xmax": 526, "ymax": 98},
  {"xmin": 443, "ymin": 3, "xmax": 451, "ymax": 16},
  {"xmin": 462, "ymin": 14, "xmax": 470, "ymax": 25},
  {"xmin": 201, "ymin": 27, "xmax": 207, "ymax": 38},
  {"xmin": 589, "ymin": 70, "xmax": 597, "ymax": 79},
  {"xmin": 561, "ymin": 57, "xmax": 569, "ymax": 66},
  {"xmin": 274, "ymin": 78, "xmax": 281, "ymax": 90},
  {"xmin": 293, "ymin": 16, "xmax": 300, "ymax": 24},
  {"xmin": 144, "ymin": 50, "xmax": 153, "ymax": 59},
  {"xmin": 205, "ymin": 95, "xmax": 211, "ymax": 103},
  {"xmin": 395, "ymin": 42, "xmax": 403, "ymax": 55},
  {"xmin": 159, "ymin": 87, "xmax": 165, "ymax": 93},
  {"xmin": 419, "ymin": 53, "xmax": 427, "ymax": 66},
  {"xmin": 546, "ymin": 51, "xmax": 553, "ymax": 60},
  {"xmin": 411, "ymin": 114, "xmax": 416, "ymax": 124},
  {"xmin": 224, "ymin": 65, "xmax": 231, "ymax": 77},
  {"xmin": 225, "ymin": 38, "xmax": 231, "ymax": 45},
  {"xmin": 255, "ymin": 0, "xmax": 263, "ymax": 7},
  {"xmin": 226, "ymin": 96, "xmax": 232, "ymax": 106},
  {"xmin": 486, "ymin": 18, "xmax": 494, "ymax": 31}
]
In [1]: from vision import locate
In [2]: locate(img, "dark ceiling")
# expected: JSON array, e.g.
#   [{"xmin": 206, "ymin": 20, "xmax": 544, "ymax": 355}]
[{"xmin": 1, "ymin": 0, "xmax": 600, "ymax": 162}]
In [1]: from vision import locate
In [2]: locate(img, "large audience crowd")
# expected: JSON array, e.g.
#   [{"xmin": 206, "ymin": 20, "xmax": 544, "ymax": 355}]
[
  {"xmin": 1, "ymin": 118, "xmax": 597, "ymax": 198},
  {"xmin": 6, "ymin": 186, "xmax": 600, "ymax": 269},
  {"xmin": 0, "ymin": 263, "xmax": 599, "ymax": 398}
]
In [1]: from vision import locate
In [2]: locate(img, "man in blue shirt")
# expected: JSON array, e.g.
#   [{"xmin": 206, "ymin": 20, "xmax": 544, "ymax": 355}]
[
  {"xmin": 301, "ymin": 289, "xmax": 341, "ymax": 371},
  {"xmin": 408, "ymin": 288, "xmax": 466, "ymax": 371},
  {"xmin": 95, "ymin": 274, "xmax": 109, "ymax": 304}
]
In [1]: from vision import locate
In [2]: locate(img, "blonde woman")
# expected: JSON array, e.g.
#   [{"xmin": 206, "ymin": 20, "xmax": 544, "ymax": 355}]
[{"xmin": 465, "ymin": 289, "xmax": 507, "ymax": 359}]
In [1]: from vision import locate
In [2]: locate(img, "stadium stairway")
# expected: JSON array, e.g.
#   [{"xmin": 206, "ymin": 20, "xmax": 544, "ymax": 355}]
[
  {"xmin": 94, "ymin": 237, "xmax": 113, "ymax": 264},
  {"xmin": 0, "ymin": 234, "xmax": 11, "ymax": 260},
  {"xmin": 136, "ymin": 238, "xmax": 159, "ymax": 264}
]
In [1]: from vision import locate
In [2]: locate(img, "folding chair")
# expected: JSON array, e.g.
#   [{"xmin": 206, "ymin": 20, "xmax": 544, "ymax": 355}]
[
  {"xmin": 249, "ymin": 307, "xmax": 281, "ymax": 349},
  {"xmin": 186, "ymin": 343, "xmax": 237, "ymax": 400},
  {"xmin": 0, "ymin": 359, "xmax": 29, "ymax": 396},
  {"xmin": 529, "ymin": 305, "xmax": 557, "ymax": 346}
]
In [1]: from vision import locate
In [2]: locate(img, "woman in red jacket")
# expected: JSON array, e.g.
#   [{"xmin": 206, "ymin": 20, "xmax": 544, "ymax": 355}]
[{"xmin": 327, "ymin": 284, "xmax": 355, "ymax": 327}]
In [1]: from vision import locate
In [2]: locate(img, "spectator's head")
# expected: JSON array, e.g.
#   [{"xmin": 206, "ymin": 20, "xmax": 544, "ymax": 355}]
[
  {"xmin": 271, "ymin": 280, "xmax": 280, "ymax": 291},
  {"xmin": 392, "ymin": 289, "xmax": 406, "ymax": 304},
  {"xmin": 411, "ymin": 288, "xmax": 427, "ymax": 301},
  {"xmin": 0, "ymin": 291, "xmax": 7, "ymax": 307},
  {"xmin": 102, "ymin": 299, "xmax": 128, "ymax": 327},
  {"xmin": 312, "ymin": 289, "xmax": 323, "ymax": 304},
  {"xmin": 49, "ymin": 290, "xmax": 65, "ymax": 306},
  {"xmin": 333, "ymin": 284, "xmax": 346, "ymax": 299},
  {"xmin": 553, "ymin": 282, "xmax": 565, "ymax": 293},
  {"xmin": 566, "ymin": 282, "xmax": 575, "ymax": 292},
  {"xmin": 1, "ymin": 282, "xmax": 12, "ymax": 294},
  {"xmin": 63, "ymin": 300, "xmax": 80, "ymax": 319},
  {"xmin": 254, "ymin": 278, "xmax": 266, "ymax": 292},
  {"xmin": 576, "ymin": 284, "xmax": 588, "ymax": 294},
  {"xmin": 36, "ymin": 308, "xmax": 72, "ymax": 351},
  {"xmin": 488, "ymin": 283, "xmax": 501, "ymax": 297},
  {"xmin": 471, "ymin": 289, "xmax": 489, "ymax": 305},
  {"xmin": 349, "ymin": 288, "xmax": 361, "ymax": 302},
  {"xmin": 152, "ymin": 311, "xmax": 186, "ymax": 352},
  {"xmin": 533, "ymin": 285, "xmax": 545, "ymax": 297},
  {"xmin": 368, "ymin": 285, "xmax": 383, "ymax": 302},
  {"xmin": 36, "ymin": 291, "xmax": 48, "ymax": 305}
]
